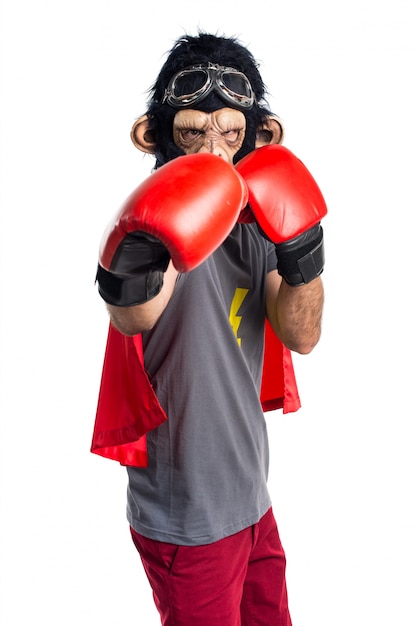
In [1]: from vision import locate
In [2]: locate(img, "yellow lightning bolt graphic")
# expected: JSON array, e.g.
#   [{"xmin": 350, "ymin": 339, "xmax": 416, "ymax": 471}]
[{"xmin": 229, "ymin": 288, "xmax": 249, "ymax": 346}]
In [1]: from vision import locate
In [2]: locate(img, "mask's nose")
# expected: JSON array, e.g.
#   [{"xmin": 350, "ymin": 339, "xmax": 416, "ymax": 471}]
[{"xmin": 198, "ymin": 139, "xmax": 232, "ymax": 163}]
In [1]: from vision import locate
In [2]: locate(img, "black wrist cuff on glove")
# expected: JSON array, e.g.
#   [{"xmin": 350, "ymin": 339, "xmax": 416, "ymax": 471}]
[
  {"xmin": 275, "ymin": 223, "xmax": 325, "ymax": 286},
  {"xmin": 96, "ymin": 264, "xmax": 164, "ymax": 306}
]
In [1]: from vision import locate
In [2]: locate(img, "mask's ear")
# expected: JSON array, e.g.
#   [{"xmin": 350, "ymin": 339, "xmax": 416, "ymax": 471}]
[
  {"xmin": 255, "ymin": 115, "xmax": 285, "ymax": 147},
  {"xmin": 130, "ymin": 114, "xmax": 156, "ymax": 153}
]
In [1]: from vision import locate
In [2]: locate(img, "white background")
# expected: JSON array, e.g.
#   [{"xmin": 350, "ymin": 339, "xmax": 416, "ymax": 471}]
[{"xmin": 1, "ymin": 1, "xmax": 417, "ymax": 624}]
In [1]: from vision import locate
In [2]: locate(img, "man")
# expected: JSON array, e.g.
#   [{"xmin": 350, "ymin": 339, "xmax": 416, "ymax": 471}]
[{"xmin": 92, "ymin": 32, "xmax": 326, "ymax": 625}]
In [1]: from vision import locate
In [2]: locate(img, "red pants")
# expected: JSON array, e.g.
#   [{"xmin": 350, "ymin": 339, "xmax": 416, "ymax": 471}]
[{"xmin": 130, "ymin": 508, "xmax": 292, "ymax": 626}]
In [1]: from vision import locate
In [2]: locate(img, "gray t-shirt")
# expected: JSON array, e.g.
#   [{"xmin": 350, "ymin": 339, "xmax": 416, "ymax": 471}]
[{"xmin": 126, "ymin": 223, "xmax": 278, "ymax": 545}]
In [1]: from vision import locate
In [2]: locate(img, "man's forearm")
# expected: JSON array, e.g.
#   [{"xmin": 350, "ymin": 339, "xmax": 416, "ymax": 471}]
[
  {"xmin": 106, "ymin": 264, "xmax": 179, "ymax": 336},
  {"xmin": 267, "ymin": 272, "xmax": 324, "ymax": 354}
]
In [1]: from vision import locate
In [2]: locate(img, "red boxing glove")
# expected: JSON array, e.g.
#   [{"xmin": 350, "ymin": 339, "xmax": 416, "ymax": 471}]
[
  {"xmin": 236, "ymin": 145, "xmax": 327, "ymax": 285},
  {"xmin": 97, "ymin": 153, "xmax": 248, "ymax": 306}
]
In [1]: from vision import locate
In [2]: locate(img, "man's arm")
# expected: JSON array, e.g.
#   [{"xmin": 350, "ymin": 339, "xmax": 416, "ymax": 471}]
[
  {"xmin": 266, "ymin": 271, "xmax": 324, "ymax": 354},
  {"xmin": 96, "ymin": 153, "xmax": 248, "ymax": 336},
  {"xmin": 106, "ymin": 263, "xmax": 179, "ymax": 336},
  {"xmin": 236, "ymin": 144, "xmax": 327, "ymax": 353}
]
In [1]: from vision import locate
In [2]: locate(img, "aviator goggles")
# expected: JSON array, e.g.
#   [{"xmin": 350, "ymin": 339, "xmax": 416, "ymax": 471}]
[{"xmin": 163, "ymin": 63, "xmax": 255, "ymax": 111}]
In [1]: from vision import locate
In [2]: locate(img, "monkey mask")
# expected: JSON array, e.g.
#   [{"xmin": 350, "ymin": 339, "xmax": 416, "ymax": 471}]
[{"xmin": 131, "ymin": 33, "xmax": 284, "ymax": 168}]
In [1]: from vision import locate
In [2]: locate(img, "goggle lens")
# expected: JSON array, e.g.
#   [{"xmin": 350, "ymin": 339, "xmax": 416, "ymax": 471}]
[
  {"xmin": 221, "ymin": 71, "xmax": 252, "ymax": 98},
  {"xmin": 171, "ymin": 70, "xmax": 209, "ymax": 99}
]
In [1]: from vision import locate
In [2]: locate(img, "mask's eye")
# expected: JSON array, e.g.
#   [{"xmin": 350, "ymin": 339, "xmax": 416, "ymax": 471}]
[
  {"xmin": 222, "ymin": 129, "xmax": 243, "ymax": 146},
  {"xmin": 177, "ymin": 129, "xmax": 203, "ymax": 144}
]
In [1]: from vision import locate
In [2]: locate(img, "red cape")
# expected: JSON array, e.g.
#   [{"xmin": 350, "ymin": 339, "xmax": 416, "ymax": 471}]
[{"xmin": 91, "ymin": 321, "xmax": 301, "ymax": 466}]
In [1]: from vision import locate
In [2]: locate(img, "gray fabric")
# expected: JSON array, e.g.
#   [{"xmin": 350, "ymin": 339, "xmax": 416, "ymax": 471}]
[{"xmin": 127, "ymin": 223, "xmax": 278, "ymax": 545}]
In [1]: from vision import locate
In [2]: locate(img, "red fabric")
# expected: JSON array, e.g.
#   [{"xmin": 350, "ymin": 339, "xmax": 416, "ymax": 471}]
[
  {"xmin": 261, "ymin": 319, "xmax": 301, "ymax": 413},
  {"xmin": 91, "ymin": 321, "xmax": 300, "ymax": 467},
  {"xmin": 90, "ymin": 325, "xmax": 167, "ymax": 466},
  {"xmin": 129, "ymin": 508, "xmax": 292, "ymax": 626}
]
